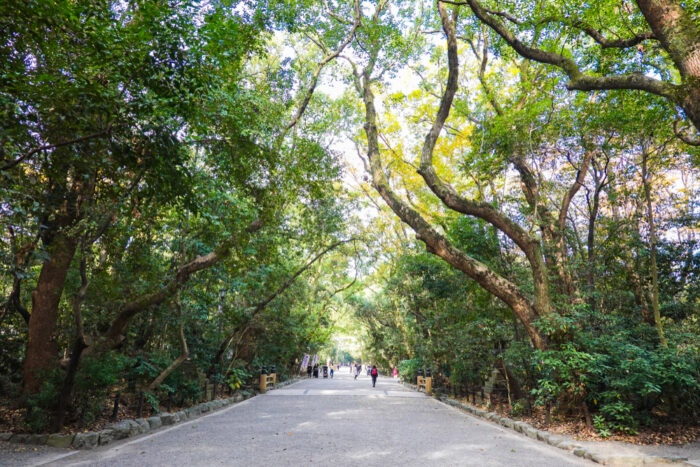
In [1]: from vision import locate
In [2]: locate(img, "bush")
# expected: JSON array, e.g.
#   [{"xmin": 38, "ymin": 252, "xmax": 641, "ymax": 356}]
[
  {"xmin": 227, "ymin": 367, "xmax": 251, "ymax": 391},
  {"xmin": 73, "ymin": 352, "xmax": 124, "ymax": 426},
  {"xmin": 398, "ymin": 359, "xmax": 424, "ymax": 383},
  {"xmin": 528, "ymin": 312, "xmax": 700, "ymax": 434},
  {"xmin": 24, "ymin": 369, "xmax": 62, "ymax": 433}
]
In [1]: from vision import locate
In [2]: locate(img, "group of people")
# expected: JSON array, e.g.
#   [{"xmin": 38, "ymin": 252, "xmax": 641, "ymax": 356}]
[
  {"xmin": 347, "ymin": 363, "xmax": 380, "ymax": 387},
  {"xmin": 306, "ymin": 363, "xmax": 335, "ymax": 378},
  {"xmin": 306, "ymin": 362, "xmax": 399, "ymax": 388}
]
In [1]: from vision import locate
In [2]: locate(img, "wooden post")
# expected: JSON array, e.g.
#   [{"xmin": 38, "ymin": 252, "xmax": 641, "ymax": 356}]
[
  {"xmin": 425, "ymin": 376, "xmax": 432, "ymax": 395},
  {"xmin": 111, "ymin": 391, "xmax": 121, "ymax": 421},
  {"xmin": 259, "ymin": 373, "xmax": 267, "ymax": 393},
  {"xmin": 137, "ymin": 391, "xmax": 144, "ymax": 418}
]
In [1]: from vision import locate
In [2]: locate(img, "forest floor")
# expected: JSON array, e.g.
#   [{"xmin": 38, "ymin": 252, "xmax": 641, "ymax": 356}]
[{"xmin": 452, "ymin": 396, "xmax": 698, "ymax": 446}]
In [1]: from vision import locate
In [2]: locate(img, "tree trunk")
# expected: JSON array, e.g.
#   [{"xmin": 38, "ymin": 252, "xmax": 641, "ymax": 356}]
[
  {"xmin": 586, "ymin": 183, "xmax": 603, "ymax": 308},
  {"xmin": 641, "ymin": 153, "xmax": 667, "ymax": 347},
  {"xmin": 24, "ymin": 229, "xmax": 78, "ymax": 394},
  {"xmin": 52, "ymin": 254, "xmax": 90, "ymax": 430},
  {"xmin": 51, "ymin": 336, "xmax": 86, "ymax": 431}
]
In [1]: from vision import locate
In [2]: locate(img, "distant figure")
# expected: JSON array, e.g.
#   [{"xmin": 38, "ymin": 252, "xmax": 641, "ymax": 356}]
[
  {"xmin": 349, "ymin": 364, "xmax": 353, "ymax": 374},
  {"xmin": 313, "ymin": 364, "xmax": 319, "ymax": 378},
  {"xmin": 371, "ymin": 365, "xmax": 378, "ymax": 387},
  {"xmin": 366, "ymin": 365, "xmax": 371, "ymax": 376},
  {"xmin": 393, "ymin": 366, "xmax": 398, "ymax": 379},
  {"xmin": 354, "ymin": 363, "xmax": 361, "ymax": 380},
  {"xmin": 330, "ymin": 367, "xmax": 334, "ymax": 378},
  {"xmin": 307, "ymin": 365, "xmax": 312, "ymax": 378}
]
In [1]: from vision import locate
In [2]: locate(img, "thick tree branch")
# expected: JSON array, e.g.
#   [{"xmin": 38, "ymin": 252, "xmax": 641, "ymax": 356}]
[
  {"xmin": 90, "ymin": 217, "xmax": 263, "ymax": 353},
  {"xmin": 415, "ymin": 3, "xmax": 552, "ymax": 313},
  {"xmin": 358, "ymin": 5, "xmax": 547, "ymax": 349},
  {"xmin": 462, "ymin": 0, "xmax": 683, "ymax": 111},
  {"xmin": 674, "ymin": 120, "xmax": 700, "ymax": 146}
]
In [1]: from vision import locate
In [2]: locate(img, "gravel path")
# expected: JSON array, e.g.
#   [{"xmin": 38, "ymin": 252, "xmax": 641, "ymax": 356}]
[{"xmin": 20, "ymin": 373, "xmax": 592, "ymax": 466}]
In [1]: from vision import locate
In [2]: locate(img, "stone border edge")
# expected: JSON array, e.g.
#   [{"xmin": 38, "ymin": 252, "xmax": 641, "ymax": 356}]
[
  {"xmin": 397, "ymin": 381, "xmax": 691, "ymax": 466},
  {"xmin": 0, "ymin": 377, "xmax": 300, "ymax": 450}
]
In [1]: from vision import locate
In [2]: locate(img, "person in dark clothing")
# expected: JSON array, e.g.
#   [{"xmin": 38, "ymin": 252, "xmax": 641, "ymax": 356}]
[
  {"xmin": 307, "ymin": 365, "xmax": 312, "ymax": 378},
  {"xmin": 371, "ymin": 365, "xmax": 378, "ymax": 387},
  {"xmin": 313, "ymin": 364, "xmax": 319, "ymax": 378}
]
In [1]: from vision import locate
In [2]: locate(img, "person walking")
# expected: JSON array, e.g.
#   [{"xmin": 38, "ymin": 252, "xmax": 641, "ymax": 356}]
[
  {"xmin": 393, "ymin": 366, "xmax": 398, "ymax": 379},
  {"xmin": 330, "ymin": 367, "xmax": 334, "ymax": 378},
  {"xmin": 370, "ymin": 365, "xmax": 378, "ymax": 387},
  {"xmin": 307, "ymin": 364, "xmax": 312, "ymax": 378}
]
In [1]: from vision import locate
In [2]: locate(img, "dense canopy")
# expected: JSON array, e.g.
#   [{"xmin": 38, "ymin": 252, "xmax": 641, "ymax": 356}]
[{"xmin": 1, "ymin": 0, "xmax": 698, "ymax": 437}]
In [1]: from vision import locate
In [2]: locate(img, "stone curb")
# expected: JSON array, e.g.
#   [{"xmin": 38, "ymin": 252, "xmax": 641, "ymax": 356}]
[
  {"xmin": 1, "ymin": 377, "xmax": 300, "ymax": 451},
  {"xmin": 397, "ymin": 382, "xmax": 691, "ymax": 467},
  {"xmin": 434, "ymin": 393, "xmax": 692, "ymax": 466}
]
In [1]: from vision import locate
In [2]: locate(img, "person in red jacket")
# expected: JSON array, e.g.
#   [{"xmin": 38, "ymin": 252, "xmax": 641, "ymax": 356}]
[{"xmin": 370, "ymin": 365, "xmax": 378, "ymax": 387}]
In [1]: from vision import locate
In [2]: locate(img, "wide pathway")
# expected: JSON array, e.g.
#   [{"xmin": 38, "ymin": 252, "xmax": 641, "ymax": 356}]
[{"xmin": 27, "ymin": 372, "xmax": 592, "ymax": 466}]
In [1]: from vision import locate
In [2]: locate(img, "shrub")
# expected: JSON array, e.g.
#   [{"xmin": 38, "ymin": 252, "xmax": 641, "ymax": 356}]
[
  {"xmin": 73, "ymin": 352, "xmax": 124, "ymax": 426},
  {"xmin": 398, "ymin": 359, "xmax": 424, "ymax": 383},
  {"xmin": 23, "ymin": 369, "xmax": 62, "ymax": 433}
]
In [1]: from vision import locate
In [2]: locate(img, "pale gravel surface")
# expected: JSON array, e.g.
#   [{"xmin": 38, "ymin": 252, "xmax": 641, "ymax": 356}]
[{"xmin": 20, "ymin": 373, "xmax": 593, "ymax": 466}]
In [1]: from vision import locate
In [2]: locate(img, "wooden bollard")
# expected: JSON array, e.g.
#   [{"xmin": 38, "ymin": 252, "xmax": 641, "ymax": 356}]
[
  {"xmin": 417, "ymin": 376, "xmax": 432, "ymax": 395},
  {"xmin": 111, "ymin": 391, "xmax": 121, "ymax": 421},
  {"xmin": 260, "ymin": 365, "xmax": 276, "ymax": 392}
]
